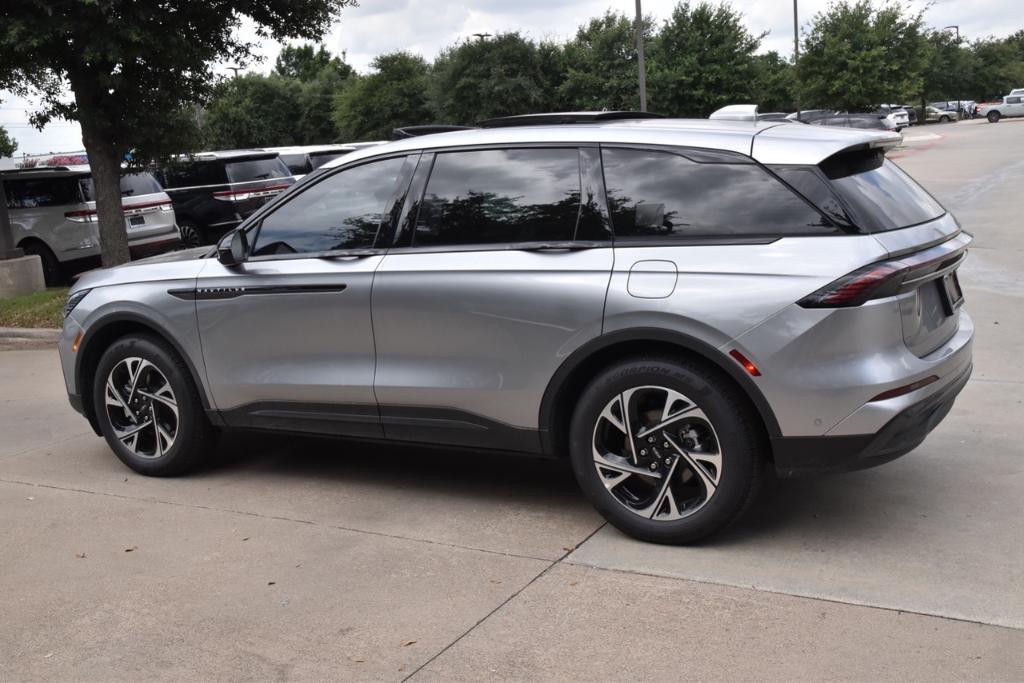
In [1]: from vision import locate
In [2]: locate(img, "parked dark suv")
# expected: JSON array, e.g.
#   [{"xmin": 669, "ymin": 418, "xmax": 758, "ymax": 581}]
[{"xmin": 156, "ymin": 151, "xmax": 295, "ymax": 247}]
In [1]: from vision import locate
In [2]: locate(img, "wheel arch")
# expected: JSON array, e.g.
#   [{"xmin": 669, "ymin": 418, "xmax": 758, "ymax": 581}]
[
  {"xmin": 75, "ymin": 311, "xmax": 212, "ymax": 435},
  {"xmin": 538, "ymin": 328, "xmax": 781, "ymax": 458}
]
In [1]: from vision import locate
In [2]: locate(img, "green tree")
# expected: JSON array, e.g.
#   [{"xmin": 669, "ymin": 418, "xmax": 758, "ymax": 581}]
[
  {"xmin": 752, "ymin": 51, "xmax": 795, "ymax": 112},
  {"xmin": 798, "ymin": 0, "xmax": 927, "ymax": 111},
  {"xmin": 0, "ymin": 0, "xmax": 351, "ymax": 268},
  {"xmin": 559, "ymin": 12, "xmax": 652, "ymax": 112},
  {"xmin": 0, "ymin": 126, "xmax": 16, "ymax": 158},
  {"xmin": 202, "ymin": 74, "xmax": 303, "ymax": 149},
  {"xmin": 970, "ymin": 37, "xmax": 1024, "ymax": 101},
  {"xmin": 432, "ymin": 33, "xmax": 558, "ymax": 124},
  {"xmin": 274, "ymin": 43, "xmax": 354, "ymax": 82},
  {"xmin": 333, "ymin": 52, "xmax": 434, "ymax": 141},
  {"xmin": 648, "ymin": 2, "xmax": 763, "ymax": 117},
  {"xmin": 296, "ymin": 65, "xmax": 353, "ymax": 144},
  {"xmin": 921, "ymin": 30, "xmax": 976, "ymax": 103}
]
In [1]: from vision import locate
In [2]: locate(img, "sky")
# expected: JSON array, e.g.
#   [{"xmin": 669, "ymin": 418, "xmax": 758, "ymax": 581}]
[{"xmin": 2, "ymin": 0, "xmax": 1021, "ymax": 155}]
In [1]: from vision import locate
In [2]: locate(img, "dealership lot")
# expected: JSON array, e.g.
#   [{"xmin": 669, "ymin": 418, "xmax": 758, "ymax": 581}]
[{"xmin": 2, "ymin": 120, "xmax": 1023, "ymax": 680}]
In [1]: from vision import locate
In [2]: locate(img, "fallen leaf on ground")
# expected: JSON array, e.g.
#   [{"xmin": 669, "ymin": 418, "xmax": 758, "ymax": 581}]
[
  {"xmin": 402, "ymin": 640, "xmax": 417, "ymax": 647},
  {"xmin": 350, "ymin": 656, "xmax": 365, "ymax": 663},
  {"xmin": 26, "ymin": 496, "xmax": 35, "ymax": 501},
  {"xmin": 242, "ymin": 537, "xmax": 250, "ymax": 541},
  {"xmin": 124, "ymin": 546, "xmax": 137, "ymax": 553},
  {"xmin": 75, "ymin": 553, "xmax": 86, "ymax": 559},
  {"xmin": 267, "ymin": 581, "xmax": 276, "ymax": 586}
]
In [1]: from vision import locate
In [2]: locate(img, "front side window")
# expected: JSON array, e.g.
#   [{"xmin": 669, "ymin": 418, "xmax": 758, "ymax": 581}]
[
  {"xmin": 602, "ymin": 148, "xmax": 831, "ymax": 239},
  {"xmin": 414, "ymin": 148, "xmax": 581, "ymax": 246},
  {"xmin": 251, "ymin": 156, "xmax": 406, "ymax": 257}
]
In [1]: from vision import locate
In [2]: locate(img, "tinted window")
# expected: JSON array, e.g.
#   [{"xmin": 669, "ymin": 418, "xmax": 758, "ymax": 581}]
[
  {"xmin": 4, "ymin": 177, "xmax": 81, "ymax": 209},
  {"xmin": 821, "ymin": 150, "xmax": 945, "ymax": 231},
  {"xmin": 279, "ymin": 153, "xmax": 312, "ymax": 176},
  {"xmin": 225, "ymin": 157, "xmax": 291, "ymax": 184},
  {"xmin": 252, "ymin": 157, "xmax": 405, "ymax": 256},
  {"xmin": 848, "ymin": 116, "xmax": 884, "ymax": 130},
  {"xmin": 602, "ymin": 148, "xmax": 831, "ymax": 238},
  {"xmin": 1008, "ymin": 97, "xmax": 1022, "ymax": 104},
  {"xmin": 160, "ymin": 160, "xmax": 224, "ymax": 188},
  {"xmin": 80, "ymin": 172, "xmax": 162, "ymax": 201},
  {"xmin": 772, "ymin": 166, "xmax": 853, "ymax": 229},
  {"xmin": 309, "ymin": 151, "xmax": 350, "ymax": 170},
  {"xmin": 415, "ymin": 148, "xmax": 580, "ymax": 246}
]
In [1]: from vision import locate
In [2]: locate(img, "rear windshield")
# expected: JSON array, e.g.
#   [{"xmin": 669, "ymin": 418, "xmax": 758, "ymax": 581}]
[
  {"xmin": 80, "ymin": 172, "xmax": 162, "ymax": 201},
  {"xmin": 309, "ymin": 151, "xmax": 350, "ymax": 170},
  {"xmin": 820, "ymin": 150, "xmax": 945, "ymax": 231},
  {"xmin": 225, "ymin": 157, "xmax": 291, "ymax": 184}
]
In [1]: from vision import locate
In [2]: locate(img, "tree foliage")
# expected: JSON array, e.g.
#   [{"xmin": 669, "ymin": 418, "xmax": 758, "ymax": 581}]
[
  {"xmin": 0, "ymin": 126, "xmax": 17, "ymax": 158},
  {"xmin": 751, "ymin": 52, "xmax": 795, "ymax": 113},
  {"xmin": 558, "ymin": 12, "xmax": 652, "ymax": 112},
  {"xmin": 333, "ymin": 52, "xmax": 434, "ymax": 141},
  {"xmin": 431, "ymin": 33, "xmax": 555, "ymax": 124},
  {"xmin": 799, "ymin": 0, "xmax": 928, "ymax": 111},
  {"xmin": 202, "ymin": 74, "xmax": 302, "ymax": 149},
  {"xmin": 649, "ymin": 2, "xmax": 763, "ymax": 117},
  {"xmin": 0, "ymin": 0, "xmax": 351, "ymax": 267},
  {"xmin": 274, "ymin": 43, "xmax": 354, "ymax": 82}
]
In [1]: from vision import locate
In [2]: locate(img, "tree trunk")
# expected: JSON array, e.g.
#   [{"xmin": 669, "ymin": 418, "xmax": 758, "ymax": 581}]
[
  {"xmin": 83, "ymin": 138, "xmax": 130, "ymax": 267},
  {"xmin": 0, "ymin": 179, "xmax": 23, "ymax": 259}
]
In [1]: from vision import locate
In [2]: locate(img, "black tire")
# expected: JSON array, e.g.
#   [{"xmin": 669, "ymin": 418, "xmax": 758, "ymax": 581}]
[
  {"xmin": 569, "ymin": 355, "xmax": 764, "ymax": 544},
  {"xmin": 988, "ymin": 111, "xmax": 1001, "ymax": 123},
  {"xmin": 20, "ymin": 240, "xmax": 63, "ymax": 286},
  {"xmin": 178, "ymin": 219, "xmax": 204, "ymax": 248},
  {"xmin": 92, "ymin": 334, "xmax": 215, "ymax": 476},
  {"xmin": 939, "ymin": 115, "xmax": 950, "ymax": 123}
]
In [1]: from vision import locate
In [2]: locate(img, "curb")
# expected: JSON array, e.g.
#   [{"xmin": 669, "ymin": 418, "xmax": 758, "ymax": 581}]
[{"xmin": 0, "ymin": 327, "xmax": 60, "ymax": 342}]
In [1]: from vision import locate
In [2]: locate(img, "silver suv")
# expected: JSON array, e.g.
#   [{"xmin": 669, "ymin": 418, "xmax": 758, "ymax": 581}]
[
  {"xmin": 2, "ymin": 166, "xmax": 181, "ymax": 285},
  {"xmin": 57, "ymin": 113, "xmax": 973, "ymax": 544}
]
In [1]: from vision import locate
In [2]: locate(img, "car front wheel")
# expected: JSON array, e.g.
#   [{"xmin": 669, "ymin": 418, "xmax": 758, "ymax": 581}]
[
  {"xmin": 92, "ymin": 334, "xmax": 215, "ymax": 476},
  {"xmin": 569, "ymin": 356, "xmax": 764, "ymax": 544}
]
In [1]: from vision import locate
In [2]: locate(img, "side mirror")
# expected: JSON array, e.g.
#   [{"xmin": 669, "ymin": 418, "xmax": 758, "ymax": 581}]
[{"xmin": 217, "ymin": 229, "xmax": 249, "ymax": 266}]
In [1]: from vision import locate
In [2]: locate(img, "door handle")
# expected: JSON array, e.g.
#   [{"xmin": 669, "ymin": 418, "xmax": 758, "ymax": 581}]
[{"xmin": 520, "ymin": 241, "xmax": 602, "ymax": 252}]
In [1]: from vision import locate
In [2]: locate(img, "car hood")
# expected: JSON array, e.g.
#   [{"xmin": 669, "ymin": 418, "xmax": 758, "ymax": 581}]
[{"xmin": 71, "ymin": 247, "xmax": 210, "ymax": 293}]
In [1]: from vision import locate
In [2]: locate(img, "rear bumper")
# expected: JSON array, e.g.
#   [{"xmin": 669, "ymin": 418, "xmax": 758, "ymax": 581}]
[{"xmin": 771, "ymin": 362, "xmax": 971, "ymax": 477}]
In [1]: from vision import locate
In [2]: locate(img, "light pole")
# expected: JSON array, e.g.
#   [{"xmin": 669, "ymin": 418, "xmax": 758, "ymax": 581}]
[
  {"xmin": 635, "ymin": 0, "xmax": 647, "ymax": 112},
  {"xmin": 793, "ymin": 0, "xmax": 800, "ymax": 120},
  {"xmin": 943, "ymin": 26, "xmax": 962, "ymax": 118}
]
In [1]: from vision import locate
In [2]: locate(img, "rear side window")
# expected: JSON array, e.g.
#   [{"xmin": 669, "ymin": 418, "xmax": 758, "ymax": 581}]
[
  {"xmin": 4, "ymin": 177, "xmax": 81, "ymax": 209},
  {"xmin": 80, "ymin": 172, "xmax": 162, "ymax": 201},
  {"xmin": 251, "ymin": 157, "xmax": 405, "ymax": 257},
  {"xmin": 279, "ymin": 153, "xmax": 312, "ymax": 176},
  {"xmin": 414, "ymin": 148, "xmax": 580, "ymax": 246},
  {"xmin": 160, "ymin": 161, "xmax": 224, "ymax": 188},
  {"xmin": 820, "ymin": 150, "xmax": 945, "ymax": 232},
  {"xmin": 602, "ymin": 148, "xmax": 832, "ymax": 239},
  {"xmin": 225, "ymin": 157, "xmax": 291, "ymax": 184}
]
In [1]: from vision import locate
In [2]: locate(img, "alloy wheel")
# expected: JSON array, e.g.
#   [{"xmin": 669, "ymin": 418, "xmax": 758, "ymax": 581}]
[
  {"xmin": 592, "ymin": 385, "xmax": 723, "ymax": 521},
  {"xmin": 104, "ymin": 357, "xmax": 179, "ymax": 458}
]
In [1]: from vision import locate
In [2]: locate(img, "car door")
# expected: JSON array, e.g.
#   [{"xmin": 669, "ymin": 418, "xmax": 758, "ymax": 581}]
[
  {"xmin": 194, "ymin": 153, "xmax": 416, "ymax": 438},
  {"xmin": 1007, "ymin": 96, "xmax": 1024, "ymax": 117},
  {"xmin": 372, "ymin": 146, "xmax": 614, "ymax": 452}
]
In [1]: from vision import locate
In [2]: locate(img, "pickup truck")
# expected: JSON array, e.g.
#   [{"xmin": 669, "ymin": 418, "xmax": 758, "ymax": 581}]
[{"xmin": 979, "ymin": 95, "xmax": 1024, "ymax": 122}]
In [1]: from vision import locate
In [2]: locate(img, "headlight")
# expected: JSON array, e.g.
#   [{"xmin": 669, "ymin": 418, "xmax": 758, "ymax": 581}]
[{"xmin": 63, "ymin": 289, "xmax": 91, "ymax": 319}]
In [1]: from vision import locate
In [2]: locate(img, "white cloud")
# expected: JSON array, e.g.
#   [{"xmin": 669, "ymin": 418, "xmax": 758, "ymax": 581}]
[{"xmin": 4, "ymin": 0, "xmax": 1022, "ymax": 154}]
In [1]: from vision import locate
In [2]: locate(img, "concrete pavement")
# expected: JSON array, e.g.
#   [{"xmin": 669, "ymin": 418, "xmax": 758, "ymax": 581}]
[{"xmin": 2, "ymin": 119, "xmax": 1023, "ymax": 680}]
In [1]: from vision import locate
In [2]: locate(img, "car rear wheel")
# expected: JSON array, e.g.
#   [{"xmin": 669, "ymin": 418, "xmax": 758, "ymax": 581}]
[
  {"xmin": 569, "ymin": 356, "xmax": 764, "ymax": 544},
  {"xmin": 92, "ymin": 334, "xmax": 215, "ymax": 476},
  {"xmin": 939, "ymin": 115, "xmax": 950, "ymax": 123},
  {"xmin": 988, "ymin": 111, "xmax": 1001, "ymax": 123},
  {"xmin": 178, "ymin": 220, "xmax": 204, "ymax": 248}
]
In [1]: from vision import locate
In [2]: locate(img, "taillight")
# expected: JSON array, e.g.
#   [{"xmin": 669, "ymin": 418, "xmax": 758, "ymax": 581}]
[
  {"xmin": 213, "ymin": 183, "xmax": 291, "ymax": 202},
  {"xmin": 798, "ymin": 261, "xmax": 908, "ymax": 308},
  {"xmin": 65, "ymin": 200, "xmax": 173, "ymax": 223},
  {"xmin": 64, "ymin": 209, "xmax": 98, "ymax": 223}
]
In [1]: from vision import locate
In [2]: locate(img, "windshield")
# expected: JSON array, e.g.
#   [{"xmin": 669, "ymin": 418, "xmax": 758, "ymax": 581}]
[
  {"xmin": 821, "ymin": 150, "xmax": 945, "ymax": 232},
  {"xmin": 80, "ymin": 172, "xmax": 162, "ymax": 201},
  {"xmin": 225, "ymin": 157, "xmax": 291, "ymax": 184}
]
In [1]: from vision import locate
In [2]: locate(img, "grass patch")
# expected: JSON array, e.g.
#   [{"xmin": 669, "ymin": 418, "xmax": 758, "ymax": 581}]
[{"xmin": 0, "ymin": 287, "xmax": 68, "ymax": 328}]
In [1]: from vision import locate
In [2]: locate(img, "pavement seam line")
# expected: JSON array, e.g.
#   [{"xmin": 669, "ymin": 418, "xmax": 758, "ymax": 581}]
[
  {"xmin": 562, "ymin": 556, "xmax": 1024, "ymax": 633},
  {"xmin": 402, "ymin": 521, "xmax": 609, "ymax": 682},
  {"xmin": 0, "ymin": 477, "xmax": 562, "ymax": 564},
  {"xmin": 0, "ymin": 430, "xmax": 95, "ymax": 459}
]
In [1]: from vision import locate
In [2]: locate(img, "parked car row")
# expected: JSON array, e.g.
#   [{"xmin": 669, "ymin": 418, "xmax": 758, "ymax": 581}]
[{"xmin": 1, "ymin": 143, "xmax": 380, "ymax": 284}]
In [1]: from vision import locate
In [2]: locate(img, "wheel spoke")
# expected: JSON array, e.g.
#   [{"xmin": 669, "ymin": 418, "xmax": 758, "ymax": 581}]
[
  {"xmin": 103, "ymin": 357, "xmax": 178, "ymax": 459},
  {"xmin": 105, "ymin": 377, "xmax": 132, "ymax": 414},
  {"xmin": 593, "ymin": 448, "xmax": 663, "ymax": 480},
  {"xmin": 666, "ymin": 434, "xmax": 718, "ymax": 497},
  {"xmin": 125, "ymin": 359, "xmax": 153, "ymax": 404},
  {"xmin": 645, "ymin": 455, "xmax": 680, "ymax": 519},
  {"xmin": 114, "ymin": 419, "xmax": 153, "ymax": 441},
  {"xmin": 139, "ymin": 384, "xmax": 177, "ymax": 418}
]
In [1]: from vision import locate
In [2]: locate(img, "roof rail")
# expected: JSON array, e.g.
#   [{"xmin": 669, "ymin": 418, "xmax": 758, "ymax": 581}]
[
  {"xmin": 478, "ymin": 111, "xmax": 665, "ymax": 128},
  {"xmin": 391, "ymin": 125, "xmax": 476, "ymax": 140}
]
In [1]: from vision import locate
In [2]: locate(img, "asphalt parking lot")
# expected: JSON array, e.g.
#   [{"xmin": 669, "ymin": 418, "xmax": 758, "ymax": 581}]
[{"xmin": 2, "ymin": 119, "xmax": 1023, "ymax": 680}]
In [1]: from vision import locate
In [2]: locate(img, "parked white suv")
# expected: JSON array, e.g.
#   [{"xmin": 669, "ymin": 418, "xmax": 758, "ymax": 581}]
[{"xmin": 2, "ymin": 166, "xmax": 181, "ymax": 284}]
